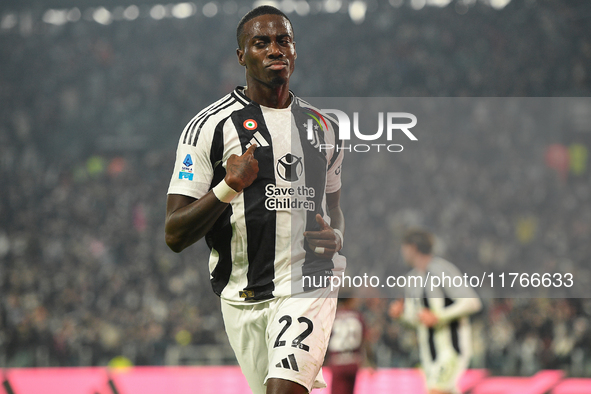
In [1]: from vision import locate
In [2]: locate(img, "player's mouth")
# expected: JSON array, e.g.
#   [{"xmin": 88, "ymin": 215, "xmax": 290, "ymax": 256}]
[{"xmin": 266, "ymin": 61, "xmax": 287, "ymax": 70}]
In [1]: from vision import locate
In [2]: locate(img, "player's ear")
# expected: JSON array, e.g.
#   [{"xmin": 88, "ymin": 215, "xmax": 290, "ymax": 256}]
[
  {"xmin": 293, "ymin": 41, "xmax": 297, "ymax": 59},
  {"xmin": 237, "ymin": 47, "xmax": 246, "ymax": 67}
]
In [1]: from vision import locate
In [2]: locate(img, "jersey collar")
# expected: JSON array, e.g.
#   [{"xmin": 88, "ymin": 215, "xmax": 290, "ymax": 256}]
[{"xmin": 234, "ymin": 86, "xmax": 295, "ymax": 108}]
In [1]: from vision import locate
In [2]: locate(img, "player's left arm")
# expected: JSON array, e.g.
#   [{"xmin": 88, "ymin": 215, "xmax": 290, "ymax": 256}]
[
  {"xmin": 303, "ymin": 189, "xmax": 344, "ymax": 258},
  {"xmin": 327, "ymin": 188, "xmax": 345, "ymax": 241}
]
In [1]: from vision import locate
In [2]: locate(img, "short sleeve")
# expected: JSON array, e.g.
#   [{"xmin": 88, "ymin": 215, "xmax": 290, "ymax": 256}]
[{"xmin": 167, "ymin": 118, "xmax": 216, "ymax": 200}]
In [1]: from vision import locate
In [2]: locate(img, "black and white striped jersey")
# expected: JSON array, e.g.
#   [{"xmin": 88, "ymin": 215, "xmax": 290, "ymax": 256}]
[
  {"xmin": 402, "ymin": 257, "xmax": 481, "ymax": 362},
  {"xmin": 168, "ymin": 87, "xmax": 345, "ymax": 303}
]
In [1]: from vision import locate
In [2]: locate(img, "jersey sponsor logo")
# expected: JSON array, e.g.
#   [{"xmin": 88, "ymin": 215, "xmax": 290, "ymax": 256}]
[
  {"xmin": 179, "ymin": 171, "xmax": 193, "ymax": 180},
  {"xmin": 264, "ymin": 184, "xmax": 316, "ymax": 212},
  {"xmin": 267, "ymin": 154, "xmax": 314, "ymax": 211},
  {"xmin": 243, "ymin": 119, "xmax": 257, "ymax": 130},
  {"xmin": 245, "ymin": 131, "xmax": 270, "ymax": 149},
  {"xmin": 276, "ymin": 153, "xmax": 303, "ymax": 182}
]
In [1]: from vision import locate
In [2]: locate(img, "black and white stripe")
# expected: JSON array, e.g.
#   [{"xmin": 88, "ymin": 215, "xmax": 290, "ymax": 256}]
[
  {"xmin": 169, "ymin": 87, "xmax": 343, "ymax": 302},
  {"xmin": 292, "ymin": 104, "xmax": 334, "ymax": 288},
  {"xmin": 403, "ymin": 257, "xmax": 478, "ymax": 365},
  {"xmin": 231, "ymin": 103, "xmax": 277, "ymax": 300},
  {"xmin": 180, "ymin": 88, "xmax": 250, "ymax": 147},
  {"xmin": 185, "ymin": 95, "xmax": 237, "ymax": 146}
]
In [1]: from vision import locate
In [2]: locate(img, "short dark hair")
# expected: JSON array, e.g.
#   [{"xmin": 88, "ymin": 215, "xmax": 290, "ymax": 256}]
[
  {"xmin": 236, "ymin": 5, "xmax": 293, "ymax": 49},
  {"xmin": 402, "ymin": 229, "xmax": 434, "ymax": 255}
]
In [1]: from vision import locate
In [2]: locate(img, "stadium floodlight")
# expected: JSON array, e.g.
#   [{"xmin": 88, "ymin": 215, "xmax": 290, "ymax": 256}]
[
  {"xmin": 202, "ymin": 2, "xmax": 218, "ymax": 17},
  {"xmin": 294, "ymin": 1, "xmax": 311, "ymax": 16},
  {"xmin": 67, "ymin": 8, "xmax": 81, "ymax": 22},
  {"xmin": 43, "ymin": 9, "xmax": 68, "ymax": 25},
  {"xmin": 282, "ymin": 0, "xmax": 297, "ymax": 14},
  {"xmin": 427, "ymin": 0, "xmax": 452, "ymax": 7},
  {"xmin": 324, "ymin": 0, "xmax": 342, "ymax": 13},
  {"xmin": 410, "ymin": 0, "xmax": 426, "ymax": 10},
  {"xmin": 93, "ymin": 7, "xmax": 112, "ymax": 24},
  {"xmin": 348, "ymin": 1, "xmax": 366, "ymax": 24},
  {"xmin": 172, "ymin": 3, "xmax": 195, "ymax": 19},
  {"xmin": 490, "ymin": 0, "xmax": 511, "ymax": 10},
  {"xmin": 123, "ymin": 5, "xmax": 140, "ymax": 20},
  {"xmin": 0, "ymin": 13, "xmax": 18, "ymax": 29},
  {"xmin": 150, "ymin": 4, "xmax": 166, "ymax": 19}
]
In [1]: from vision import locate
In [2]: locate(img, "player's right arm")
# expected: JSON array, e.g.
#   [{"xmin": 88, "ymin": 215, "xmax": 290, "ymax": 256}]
[{"xmin": 165, "ymin": 144, "xmax": 259, "ymax": 253}]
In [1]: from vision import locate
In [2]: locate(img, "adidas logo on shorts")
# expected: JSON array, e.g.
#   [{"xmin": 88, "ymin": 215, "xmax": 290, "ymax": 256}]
[{"xmin": 275, "ymin": 354, "xmax": 299, "ymax": 372}]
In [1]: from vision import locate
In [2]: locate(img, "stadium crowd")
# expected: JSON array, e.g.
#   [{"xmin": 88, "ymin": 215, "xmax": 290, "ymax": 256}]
[{"xmin": 1, "ymin": 0, "xmax": 591, "ymax": 377}]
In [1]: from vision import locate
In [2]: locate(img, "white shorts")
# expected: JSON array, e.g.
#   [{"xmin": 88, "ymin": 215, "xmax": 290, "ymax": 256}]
[
  {"xmin": 423, "ymin": 350, "xmax": 468, "ymax": 394},
  {"xmin": 221, "ymin": 286, "xmax": 339, "ymax": 394}
]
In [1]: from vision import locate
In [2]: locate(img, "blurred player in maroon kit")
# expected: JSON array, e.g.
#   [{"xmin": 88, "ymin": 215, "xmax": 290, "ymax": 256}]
[{"xmin": 326, "ymin": 297, "xmax": 374, "ymax": 394}]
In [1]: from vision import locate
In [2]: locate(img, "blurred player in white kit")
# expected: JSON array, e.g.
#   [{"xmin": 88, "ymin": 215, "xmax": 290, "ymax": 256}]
[{"xmin": 389, "ymin": 229, "xmax": 481, "ymax": 394}]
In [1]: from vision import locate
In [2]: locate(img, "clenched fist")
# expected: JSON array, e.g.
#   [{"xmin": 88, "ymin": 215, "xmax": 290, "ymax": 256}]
[
  {"xmin": 304, "ymin": 214, "xmax": 342, "ymax": 258},
  {"xmin": 225, "ymin": 144, "xmax": 259, "ymax": 192}
]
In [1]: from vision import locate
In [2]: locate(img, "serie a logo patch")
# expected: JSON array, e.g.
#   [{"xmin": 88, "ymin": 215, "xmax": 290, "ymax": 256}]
[
  {"xmin": 183, "ymin": 154, "xmax": 193, "ymax": 167},
  {"xmin": 179, "ymin": 153, "xmax": 194, "ymax": 180}
]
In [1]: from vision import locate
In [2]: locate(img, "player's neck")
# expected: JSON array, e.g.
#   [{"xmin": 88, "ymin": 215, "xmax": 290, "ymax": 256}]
[{"xmin": 244, "ymin": 82, "xmax": 291, "ymax": 109}]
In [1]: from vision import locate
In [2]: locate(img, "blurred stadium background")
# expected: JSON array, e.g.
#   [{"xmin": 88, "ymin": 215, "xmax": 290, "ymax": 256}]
[{"xmin": 1, "ymin": 0, "xmax": 591, "ymax": 392}]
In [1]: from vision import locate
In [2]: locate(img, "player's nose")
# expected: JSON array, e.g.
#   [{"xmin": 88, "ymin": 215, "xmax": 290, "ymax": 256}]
[{"xmin": 267, "ymin": 41, "xmax": 284, "ymax": 57}]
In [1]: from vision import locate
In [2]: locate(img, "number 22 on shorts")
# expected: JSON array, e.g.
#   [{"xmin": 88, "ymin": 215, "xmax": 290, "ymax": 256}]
[{"xmin": 273, "ymin": 315, "xmax": 313, "ymax": 352}]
